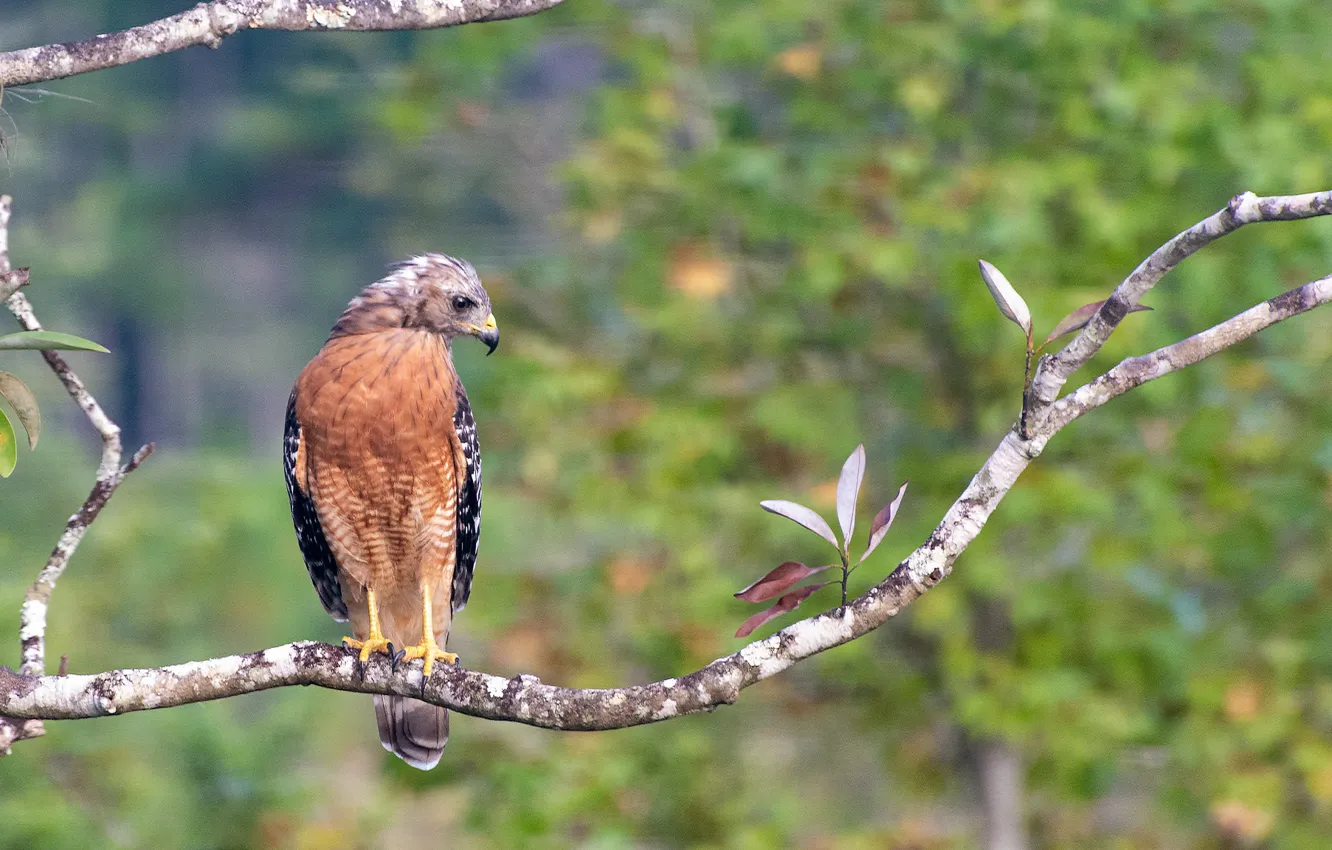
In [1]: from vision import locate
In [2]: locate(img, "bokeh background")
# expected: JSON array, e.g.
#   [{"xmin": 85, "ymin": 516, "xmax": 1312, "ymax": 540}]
[{"xmin": 3, "ymin": 1, "xmax": 1332, "ymax": 847}]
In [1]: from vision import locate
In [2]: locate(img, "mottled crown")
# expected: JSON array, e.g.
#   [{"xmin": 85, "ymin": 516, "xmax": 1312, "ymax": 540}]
[{"xmin": 330, "ymin": 254, "xmax": 492, "ymax": 339}]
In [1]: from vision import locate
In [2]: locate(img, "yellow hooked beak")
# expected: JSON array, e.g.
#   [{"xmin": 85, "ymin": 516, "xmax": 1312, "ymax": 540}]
[{"xmin": 470, "ymin": 312, "xmax": 499, "ymax": 355}]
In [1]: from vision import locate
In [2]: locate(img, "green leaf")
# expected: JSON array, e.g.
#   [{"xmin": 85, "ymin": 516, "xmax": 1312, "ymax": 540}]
[
  {"xmin": 0, "ymin": 407, "xmax": 16, "ymax": 477},
  {"xmin": 0, "ymin": 330, "xmax": 110, "ymax": 352},
  {"xmin": 0, "ymin": 370, "xmax": 39, "ymax": 449}
]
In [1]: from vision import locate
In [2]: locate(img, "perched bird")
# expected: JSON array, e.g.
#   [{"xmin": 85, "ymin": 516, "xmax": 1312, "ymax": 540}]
[{"xmin": 283, "ymin": 254, "xmax": 497, "ymax": 770}]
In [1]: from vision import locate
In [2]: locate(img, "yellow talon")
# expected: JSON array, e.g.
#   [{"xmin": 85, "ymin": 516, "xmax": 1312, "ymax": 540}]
[
  {"xmin": 401, "ymin": 582, "xmax": 458, "ymax": 679},
  {"xmin": 343, "ymin": 588, "xmax": 394, "ymax": 664},
  {"xmin": 402, "ymin": 641, "xmax": 458, "ymax": 679},
  {"xmin": 343, "ymin": 634, "xmax": 394, "ymax": 664}
]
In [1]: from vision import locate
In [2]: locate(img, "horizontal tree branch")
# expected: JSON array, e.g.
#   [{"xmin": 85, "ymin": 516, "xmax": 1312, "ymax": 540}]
[
  {"xmin": 2, "ymin": 190, "xmax": 1330, "ymax": 739},
  {"xmin": 0, "ymin": 0, "xmax": 566, "ymax": 88}
]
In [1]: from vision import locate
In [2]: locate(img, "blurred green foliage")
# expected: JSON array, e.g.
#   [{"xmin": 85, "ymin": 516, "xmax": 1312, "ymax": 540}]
[{"xmin": 3, "ymin": 0, "xmax": 1332, "ymax": 847}]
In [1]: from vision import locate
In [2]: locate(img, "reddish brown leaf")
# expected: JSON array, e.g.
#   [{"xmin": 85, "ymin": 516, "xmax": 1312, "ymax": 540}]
[
  {"xmin": 860, "ymin": 479, "xmax": 909, "ymax": 563},
  {"xmin": 759, "ymin": 499, "xmax": 839, "ymax": 548},
  {"xmin": 735, "ymin": 583, "xmax": 829, "ymax": 638},
  {"xmin": 836, "ymin": 444, "xmax": 866, "ymax": 545},
  {"xmin": 734, "ymin": 561, "xmax": 833, "ymax": 603},
  {"xmin": 1043, "ymin": 300, "xmax": 1153, "ymax": 346},
  {"xmin": 0, "ymin": 371, "xmax": 40, "ymax": 449}
]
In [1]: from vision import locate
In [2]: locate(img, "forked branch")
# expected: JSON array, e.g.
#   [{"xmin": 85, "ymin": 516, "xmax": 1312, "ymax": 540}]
[
  {"xmin": 1029, "ymin": 190, "xmax": 1332, "ymax": 405},
  {"xmin": 2, "ymin": 192, "xmax": 1330, "ymax": 739},
  {"xmin": 0, "ymin": 196, "xmax": 152, "ymax": 753}
]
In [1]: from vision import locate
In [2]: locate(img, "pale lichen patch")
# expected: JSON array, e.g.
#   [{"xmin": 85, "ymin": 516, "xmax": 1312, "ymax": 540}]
[
  {"xmin": 307, "ymin": 3, "xmax": 357, "ymax": 29},
  {"xmin": 738, "ymin": 639, "xmax": 784, "ymax": 678}
]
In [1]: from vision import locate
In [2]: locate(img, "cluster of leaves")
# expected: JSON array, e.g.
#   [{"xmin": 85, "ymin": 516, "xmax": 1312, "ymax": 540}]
[
  {"xmin": 0, "ymin": 325, "xmax": 107, "ymax": 477},
  {"xmin": 735, "ymin": 444, "xmax": 908, "ymax": 637},
  {"xmin": 980, "ymin": 258, "xmax": 1153, "ymax": 352},
  {"xmin": 979, "ymin": 258, "xmax": 1154, "ymax": 435}
]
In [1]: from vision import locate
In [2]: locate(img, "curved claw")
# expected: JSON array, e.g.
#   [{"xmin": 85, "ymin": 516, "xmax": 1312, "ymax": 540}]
[
  {"xmin": 399, "ymin": 584, "xmax": 459, "ymax": 694},
  {"xmin": 342, "ymin": 634, "xmax": 394, "ymax": 680},
  {"xmin": 402, "ymin": 644, "xmax": 458, "ymax": 679}
]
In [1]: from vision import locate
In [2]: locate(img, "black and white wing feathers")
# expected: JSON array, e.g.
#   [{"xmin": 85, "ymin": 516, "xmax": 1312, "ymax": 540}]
[
  {"xmin": 283, "ymin": 391, "xmax": 347, "ymax": 621},
  {"xmin": 452, "ymin": 384, "xmax": 482, "ymax": 614}
]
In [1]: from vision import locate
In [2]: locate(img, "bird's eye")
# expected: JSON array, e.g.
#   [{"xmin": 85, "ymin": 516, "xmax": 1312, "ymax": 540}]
[{"xmin": 452, "ymin": 295, "xmax": 474, "ymax": 311}]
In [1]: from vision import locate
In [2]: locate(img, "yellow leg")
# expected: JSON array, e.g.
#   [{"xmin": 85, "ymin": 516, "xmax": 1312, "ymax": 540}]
[
  {"xmin": 402, "ymin": 583, "xmax": 458, "ymax": 678},
  {"xmin": 342, "ymin": 587, "xmax": 394, "ymax": 664}
]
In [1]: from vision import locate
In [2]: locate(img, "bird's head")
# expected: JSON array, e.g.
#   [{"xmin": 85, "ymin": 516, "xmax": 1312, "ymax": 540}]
[{"xmin": 331, "ymin": 253, "xmax": 499, "ymax": 354}]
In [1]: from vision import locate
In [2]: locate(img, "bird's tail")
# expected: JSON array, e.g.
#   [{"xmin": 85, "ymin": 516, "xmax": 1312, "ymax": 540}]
[{"xmin": 374, "ymin": 695, "xmax": 448, "ymax": 770}]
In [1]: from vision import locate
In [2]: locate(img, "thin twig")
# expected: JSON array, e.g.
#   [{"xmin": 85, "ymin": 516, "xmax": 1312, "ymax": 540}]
[
  {"xmin": 838, "ymin": 546, "xmax": 851, "ymax": 608},
  {"xmin": 0, "ymin": 195, "xmax": 151, "ymax": 753},
  {"xmin": 5, "ymin": 286, "xmax": 155, "ymax": 678},
  {"xmin": 0, "ymin": 197, "xmax": 42, "ymax": 753},
  {"xmin": 1019, "ymin": 328, "xmax": 1034, "ymax": 439}
]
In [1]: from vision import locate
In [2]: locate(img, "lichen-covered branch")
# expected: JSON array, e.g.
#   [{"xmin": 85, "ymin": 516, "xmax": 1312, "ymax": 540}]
[
  {"xmin": 0, "ymin": 196, "xmax": 151, "ymax": 753},
  {"xmin": 0, "ymin": 424, "xmax": 1064, "ymax": 731},
  {"xmin": 2, "ymin": 190, "xmax": 1331, "ymax": 739},
  {"xmin": 0, "ymin": 0, "xmax": 567, "ymax": 88},
  {"xmin": 0, "ymin": 267, "xmax": 29, "ymax": 302},
  {"xmin": 0, "ymin": 429, "xmax": 1028, "ymax": 730},
  {"xmin": 1029, "ymin": 190, "xmax": 1332, "ymax": 406}
]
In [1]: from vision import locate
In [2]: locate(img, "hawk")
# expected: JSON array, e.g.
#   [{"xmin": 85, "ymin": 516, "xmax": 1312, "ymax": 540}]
[{"xmin": 283, "ymin": 254, "xmax": 497, "ymax": 770}]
